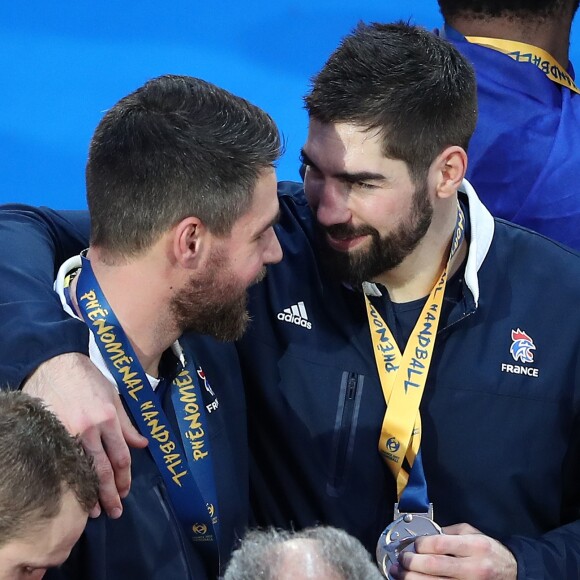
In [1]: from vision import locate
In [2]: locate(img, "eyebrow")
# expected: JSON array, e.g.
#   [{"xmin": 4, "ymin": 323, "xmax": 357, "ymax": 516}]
[
  {"xmin": 255, "ymin": 208, "xmax": 281, "ymax": 238},
  {"xmin": 300, "ymin": 149, "xmax": 386, "ymax": 183}
]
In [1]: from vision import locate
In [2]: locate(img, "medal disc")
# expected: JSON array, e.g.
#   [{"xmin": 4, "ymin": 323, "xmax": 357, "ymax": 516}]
[{"xmin": 376, "ymin": 512, "xmax": 443, "ymax": 578}]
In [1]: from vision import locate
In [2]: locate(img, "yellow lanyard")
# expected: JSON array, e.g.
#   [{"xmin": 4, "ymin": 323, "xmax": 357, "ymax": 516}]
[
  {"xmin": 366, "ymin": 207, "xmax": 465, "ymax": 500},
  {"xmin": 466, "ymin": 36, "xmax": 580, "ymax": 95}
]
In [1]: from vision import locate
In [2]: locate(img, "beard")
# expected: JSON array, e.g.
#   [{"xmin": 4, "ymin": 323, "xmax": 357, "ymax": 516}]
[
  {"xmin": 170, "ymin": 249, "xmax": 266, "ymax": 342},
  {"xmin": 317, "ymin": 180, "xmax": 433, "ymax": 286}
]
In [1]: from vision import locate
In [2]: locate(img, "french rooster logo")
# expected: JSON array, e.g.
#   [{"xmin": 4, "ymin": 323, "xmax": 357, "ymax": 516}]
[
  {"xmin": 510, "ymin": 329, "xmax": 536, "ymax": 364},
  {"xmin": 197, "ymin": 367, "xmax": 215, "ymax": 397}
]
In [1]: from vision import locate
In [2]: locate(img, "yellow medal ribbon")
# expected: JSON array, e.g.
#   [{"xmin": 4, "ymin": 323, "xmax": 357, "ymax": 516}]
[
  {"xmin": 466, "ymin": 36, "xmax": 580, "ymax": 95},
  {"xmin": 366, "ymin": 206, "xmax": 465, "ymax": 500}
]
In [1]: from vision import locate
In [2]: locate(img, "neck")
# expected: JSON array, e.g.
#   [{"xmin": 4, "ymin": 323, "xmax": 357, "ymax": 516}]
[
  {"xmin": 72, "ymin": 249, "xmax": 178, "ymax": 377},
  {"xmin": 450, "ymin": 15, "xmax": 572, "ymax": 67},
  {"xmin": 372, "ymin": 202, "xmax": 466, "ymax": 303}
]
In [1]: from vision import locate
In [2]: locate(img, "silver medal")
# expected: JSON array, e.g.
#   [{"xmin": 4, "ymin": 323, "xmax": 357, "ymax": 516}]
[{"xmin": 376, "ymin": 503, "xmax": 443, "ymax": 578}]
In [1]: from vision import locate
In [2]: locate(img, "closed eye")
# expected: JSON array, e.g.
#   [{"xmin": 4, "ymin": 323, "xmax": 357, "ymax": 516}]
[{"xmin": 355, "ymin": 181, "xmax": 377, "ymax": 190}]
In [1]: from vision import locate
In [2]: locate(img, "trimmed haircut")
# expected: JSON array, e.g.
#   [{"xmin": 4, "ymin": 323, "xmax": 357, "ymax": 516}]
[
  {"xmin": 438, "ymin": 0, "xmax": 579, "ymax": 21},
  {"xmin": 0, "ymin": 390, "xmax": 98, "ymax": 545},
  {"xmin": 223, "ymin": 526, "xmax": 383, "ymax": 579},
  {"xmin": 304, "ymin": 22, "xmax": 477, "ymax": 184},
  {"xmin": 86, "ymin": 74, "xmax": 281, "ymax": 259}
]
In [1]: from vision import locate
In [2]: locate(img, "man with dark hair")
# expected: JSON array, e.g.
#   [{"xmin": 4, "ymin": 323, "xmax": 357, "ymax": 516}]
[
  {"xmin": 223, "ymin": 526, "xmax": 383, "ymax": 580},
  {"xmin": 0, "ymin": 22, "xmax": 580, "ymax": 579},
  {"xmin": 0, "ymin": 74, "xmax": 282, "ymax": 579},
  {"xmin": 0, "ymin": 390, "xmax": 98, "ymax": 578},
  {"xmin": 437, "ymin": 0, "xmax": 580, "ymax": 249}
]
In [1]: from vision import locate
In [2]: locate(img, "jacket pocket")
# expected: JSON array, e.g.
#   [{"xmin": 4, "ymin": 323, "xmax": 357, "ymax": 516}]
[{"xmin": 326, "ymin": 371, "xmax": 364, "ymax": 497}]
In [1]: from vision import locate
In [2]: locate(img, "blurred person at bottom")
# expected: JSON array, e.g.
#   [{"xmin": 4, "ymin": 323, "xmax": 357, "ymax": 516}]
[
  {"xmin": 0, "ymin": 390, "xmax": 98, "ymax": 579},
  {"xmin": 223, "ymin": 526, "xmax": 383, "ymax": 580}
]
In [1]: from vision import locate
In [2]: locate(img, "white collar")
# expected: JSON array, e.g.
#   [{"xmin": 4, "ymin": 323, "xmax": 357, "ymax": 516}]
[
  {"xmin": 363, "ymin": 178, "xmax": 494, "ymax": 307},
  {"xmin": 54, "ymin": 255, "xmax": 186, "ymax": 388}
]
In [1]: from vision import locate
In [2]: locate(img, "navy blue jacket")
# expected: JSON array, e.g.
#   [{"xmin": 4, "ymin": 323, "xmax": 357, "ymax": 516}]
[
  {"xmin": 0, "ymin": 208, "xmax": 248, "ymax": 579},
  {"xmin": 238, "ymin": 181, "xmax": 580, "ymax": 580},
  {"xmin": 48, "ymin": 334, "xmax": 248, "ymax": 580},
  {"xmin": 1, "ymin": 181, "xmax": 580, "ymax": 579},
  {"xmin": 53, "ymin": 336, "xmax": 249, "ymax": 580}
]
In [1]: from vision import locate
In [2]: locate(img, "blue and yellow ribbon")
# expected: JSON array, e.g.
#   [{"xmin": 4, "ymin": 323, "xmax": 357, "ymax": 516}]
[
  {"xmin": 75, "ymin": 256, "xmax": 220, "ymax": 569},
  {"xmin": 466, "ymin": 36, "xmax": 580, "ymax": 94},
  {"xmin": 367, "ymin": 207, "xmax": 465, "ymax": 511}
]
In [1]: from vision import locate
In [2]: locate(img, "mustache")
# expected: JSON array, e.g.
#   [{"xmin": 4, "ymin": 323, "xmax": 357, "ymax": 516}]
[{"xmin": 323, "ymin": 223, "xmax": 377, "ymax": 240}]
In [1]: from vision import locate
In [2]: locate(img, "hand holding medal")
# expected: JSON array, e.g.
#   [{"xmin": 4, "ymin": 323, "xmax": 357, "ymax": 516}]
[{"xmin": 366, "ymin": 207, "xmax": 465, "ymax": 577}]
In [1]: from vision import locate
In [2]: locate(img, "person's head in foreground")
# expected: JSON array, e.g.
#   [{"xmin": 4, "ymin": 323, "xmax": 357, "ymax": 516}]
[
  {"xmin": 0, "ymin": 390, "xmax": 98, "ymax": 579},
  {"xmin": 223, "ymin": 526, "xmax": 383, "ymax": 579}
]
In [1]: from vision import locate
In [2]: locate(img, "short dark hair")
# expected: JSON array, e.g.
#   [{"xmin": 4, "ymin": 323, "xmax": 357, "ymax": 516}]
[
  {"xmin": 86, "ymin": 74, "xmax": 281, "ymax": 258},
  {"xmin": 223, "ymin": 526, "xmax": 383, "ymax": 580},
  {"xmin": 304, "ymin": 22, "xmax": 477, "ymax": 183},
  {"xmin": 0, "ymin": 390, "xmax": 98, "ymax": 545},
  {"xmin": 438, "ymin": 0, "xmax": 579, "ymax": 21}
]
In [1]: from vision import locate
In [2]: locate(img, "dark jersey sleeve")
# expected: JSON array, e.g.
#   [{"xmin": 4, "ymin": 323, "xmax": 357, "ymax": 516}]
[
  {"xmin": 505, "ymin": 410, "xmax": 580, "ymax": 579},
  {"xmin": 0, "ymin": 204, "xmax": 91, "ymax": 386},
  {"xmin": 506, "ymin": 520, "xmax": 580, "ymax": 579}
]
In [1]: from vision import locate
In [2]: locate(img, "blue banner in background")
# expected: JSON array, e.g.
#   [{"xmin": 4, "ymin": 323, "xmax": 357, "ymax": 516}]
[{"xmin": 0, "ymin": 2, "xmax": 443, "ymax": 208}]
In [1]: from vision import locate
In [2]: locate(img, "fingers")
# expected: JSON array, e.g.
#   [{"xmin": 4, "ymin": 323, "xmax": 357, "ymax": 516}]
[
  {"xmin": 23, "ymin": 353, "xmax": 143, "ymax": 519},
  {"xmin": 389, "ymin": 536, "xmax": 472, "ymax": 579},
  {"xmin": 81, "ymin": 412, "xmax": 124, "ymax": 518},
  {"xmin": 105, "ymin": 396, "xmax": 148, "ymax": 501},
  {"xmin": 116, "ymin": 395, "xmax": 149, "ymax": 450},
  {"xmin": 89, "ymin": 503, "xmax": 102, "ymax": 519},
  {"xmin": 397, "ymin": 531, "xmax": 517, "ymax": 580},
  {"xmin": 414, "ymin": 533, "xmax": 478, "ymax": 558},
  {"xmin": 398, "ymin": 550, "xmax": 463, "ymax": 578},
  {"xmin": 443, "ymin": 523, "xmax": 480, "ymax": 535}
]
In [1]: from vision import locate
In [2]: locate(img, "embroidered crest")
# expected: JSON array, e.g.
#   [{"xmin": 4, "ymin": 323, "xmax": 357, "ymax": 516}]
[{"xmin": 510, "ymin": 329, "xmax": 536, "ymax": 364}]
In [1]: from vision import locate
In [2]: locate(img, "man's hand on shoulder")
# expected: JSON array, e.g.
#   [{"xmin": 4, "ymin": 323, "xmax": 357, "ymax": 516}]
[
  {"xmin": 390, "ymin": 523, "xmax": 517, "ymax": 580},
  {"xmin": 23, "ymin": 352, "xmax": 148, "ymax": 518}
]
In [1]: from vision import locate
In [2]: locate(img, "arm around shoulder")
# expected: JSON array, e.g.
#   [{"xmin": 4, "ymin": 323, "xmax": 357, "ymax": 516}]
[{"xmin": 0, "ymin": 204, "xmax": 90, "ymax": 386}]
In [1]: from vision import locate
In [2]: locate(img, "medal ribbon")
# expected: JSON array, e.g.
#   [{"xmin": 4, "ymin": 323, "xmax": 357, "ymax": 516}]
[
  {"xmin": 367, "ymin": 207, "xmax": 465, "ymax": 509},
  {"xmin": 465, "ymin": 36, "xmax": 580, "ymax": 95},
  {"xmin": 75, "ymin": 256, "xmax": 220, "ymax": 567}
]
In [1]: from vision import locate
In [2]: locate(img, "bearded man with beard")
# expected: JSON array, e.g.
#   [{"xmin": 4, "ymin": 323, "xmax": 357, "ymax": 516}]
[
  {"xmin": 2, "ymin": 22, "xmax": 580, "ymax": 580},
  {"xmin": 237, "ymin": 23, "xmax": 580, "ymax": 579},
  {"xmin": 10, "ymin": 74, "xmax": 282, "ymax": 580}
]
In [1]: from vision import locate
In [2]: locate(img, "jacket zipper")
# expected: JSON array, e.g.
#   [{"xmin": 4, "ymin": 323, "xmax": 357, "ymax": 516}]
[
  {"xmin": 153, "ymin": 484, "xmax": 194, "ymax": 579},
  {"xmin": 327, "ymin": 371, "xmax": 361, "ymax": 496}
]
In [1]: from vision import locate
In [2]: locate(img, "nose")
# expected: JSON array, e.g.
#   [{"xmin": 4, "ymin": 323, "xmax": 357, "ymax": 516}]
[
  {"xmin": 264, "ymin": 228, "xmax": 283, "ymax": 265},
  {"xmin": 306, "ymin": 178, "xmax": 351, "ymax": 227}
]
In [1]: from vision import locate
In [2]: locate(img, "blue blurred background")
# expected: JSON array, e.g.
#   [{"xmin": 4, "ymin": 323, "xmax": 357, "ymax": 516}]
[{"xmin": 1, "ymin": 2, "xmax": 578, "ymax": 208}]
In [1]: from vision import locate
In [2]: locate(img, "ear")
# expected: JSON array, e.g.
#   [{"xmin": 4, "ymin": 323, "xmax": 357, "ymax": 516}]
[
  {"xmin": 171, "ymin": 216, "xmax": 208, "ymax": 268},
  {"xmin": 433, "ymin": 146, "xmax": 467, "ymax": 200}
]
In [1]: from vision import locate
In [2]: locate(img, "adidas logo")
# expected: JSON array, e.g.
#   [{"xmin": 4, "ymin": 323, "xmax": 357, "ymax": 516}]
[{"xmin": 277, "ymin": 301, "xmax": 312, "ymax": 329}]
